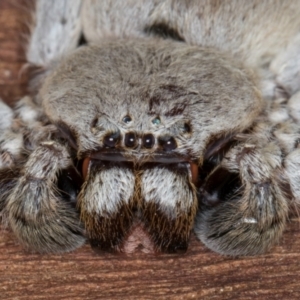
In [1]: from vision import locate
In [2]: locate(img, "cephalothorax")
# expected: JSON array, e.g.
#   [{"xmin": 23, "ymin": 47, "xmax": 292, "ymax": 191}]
[{"xmin": 1, "ymin": 0, "xmax": 300, "ymax": 256}]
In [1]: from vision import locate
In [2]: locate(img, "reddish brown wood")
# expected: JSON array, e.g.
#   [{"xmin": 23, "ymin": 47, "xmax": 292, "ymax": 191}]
[
  {"xmin": 0, "ymin": 0, "xmax": 32, "ymax": 105},
  {"xmin": 0, "ymin": 1, "xmax": 300, "ymax": 299},
  {"xmin": 1, "ymin": 220, "xmax": 300, "ymax": 300}
]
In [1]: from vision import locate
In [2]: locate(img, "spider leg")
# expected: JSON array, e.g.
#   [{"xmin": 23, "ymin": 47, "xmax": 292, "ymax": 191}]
[
  {"xmin": 0, "ymin": 99, "xmax": 23, "ymax": 169},
  {"xmin": 6, "ymin": 141, "xmax": 85, "ymax": 253},
  {"xmin": 195, "ymin": 138, "xmax": 290, "ymax": 256},
  {"xmin": 27, "ymin": 0, "xmax": 83, "ymax": 67},
  {"xmin": 283, "ymin": 149, "xmax": 300, "ymax": 210},
  {"xmin": 270, "ymin": 34, "xmax": 300, "ymax": 97}
]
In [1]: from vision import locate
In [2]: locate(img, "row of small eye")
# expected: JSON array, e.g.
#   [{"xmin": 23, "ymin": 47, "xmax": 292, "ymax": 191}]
[
  {"xmin": 104, "ymin": 131, "xmax": 177, "ymax": 151},
  {"xmin": 122, "ymin": 115, "xmax": 161, "ymax": 125},
  {"xmin": 122, "ymin": 115, "xmax": 191, "ymax": 134}
]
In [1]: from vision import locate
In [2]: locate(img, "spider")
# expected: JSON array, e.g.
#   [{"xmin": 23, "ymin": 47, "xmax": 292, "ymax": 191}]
[{"xmin": 1, "ymin": 0, "xmax": 300, "ymax": 256}]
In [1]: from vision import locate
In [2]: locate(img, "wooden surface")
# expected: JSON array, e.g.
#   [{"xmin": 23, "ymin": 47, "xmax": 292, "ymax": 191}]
[
  {"xmin": 1, "ymin": 221, "xmax": 300, "ymax": 300},
  {"xmin": 0, "ymin": 0, "xmax": 31, "ymax": 105},
  {"xmin": 0, "ymin": 1, "xmax": 300, "ymax": 299}
]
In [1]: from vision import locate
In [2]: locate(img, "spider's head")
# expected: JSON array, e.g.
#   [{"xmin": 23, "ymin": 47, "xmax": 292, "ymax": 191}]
[
  {"xmin": 38, "ymin": 39, "xmax": 263, "ymax": 253},
  {"xmin": 81, "ymin": 100, "xmax": 195, "ymax": 165},
  {"xmin": 40, "ymin": 39, "xmax": 262, "ymax": 171}
]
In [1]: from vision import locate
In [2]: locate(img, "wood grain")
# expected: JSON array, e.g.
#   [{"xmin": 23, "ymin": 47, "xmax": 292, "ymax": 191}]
[
  {"xmin": 0, "ymin": 0, "xmax": 32, "ymax": 105},
  {"xmin": 1, "ymin": 221, "xmax": 300, "ymax": 300},
  {"xmin": 0, "ymin": 1, "xmax": 300, "ymax": 299}
]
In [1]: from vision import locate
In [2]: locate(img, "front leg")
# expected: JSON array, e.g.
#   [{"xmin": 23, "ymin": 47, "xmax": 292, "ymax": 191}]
[
  {"xmin": 27, "ymin": 0, "xmax": 83, "ymax": 66},
  {"xmin": 195, "ymin": 140, "xmax": 289, "ymax": 256},
  {"xmin": 0, "ymin": 99, "xmax": 22, "ymax": 169},
  {"xmin": 6, "ymin": 141, "xmax": 85, "ymax": 253}
]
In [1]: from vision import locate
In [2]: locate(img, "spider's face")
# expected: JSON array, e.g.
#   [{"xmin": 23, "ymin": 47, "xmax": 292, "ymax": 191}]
[
  {"xmin": 41, "ymin": 40, "xmax": 262, "ymax": 167},
  {"xmin": 30, "ymin": 39, "xmax": 265, "ymax": 253},
  {"xmin": 2, "ymin": 1, "xmax": 299, "ymax": 257}
]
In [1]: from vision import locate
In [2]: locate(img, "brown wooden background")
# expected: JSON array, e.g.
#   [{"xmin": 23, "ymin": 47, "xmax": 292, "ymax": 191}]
[{"xmin": 0, "ymin": 1, "xmax": 300, "ymax": 299}]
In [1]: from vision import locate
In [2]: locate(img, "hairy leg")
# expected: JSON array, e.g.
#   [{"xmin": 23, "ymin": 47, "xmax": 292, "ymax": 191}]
[{"xmin": 6, "ymin": 141, "xmax": 85, "ymax": 253}]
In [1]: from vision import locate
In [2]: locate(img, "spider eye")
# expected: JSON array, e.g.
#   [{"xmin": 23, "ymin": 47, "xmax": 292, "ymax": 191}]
[
  {"xmin": 103, "ymin": 132, "xmax": 120, "ymax": 148},
  {"xmin": 91, "ymin": 117, "xmax": 98, "ymax": 128},
  {"xmin": 142, "ymin": 133, "xmax": 155, "ymax": 149},
  {"xmin": 125, "ymin": 132, "xmax": 137, "ymax": 148},
  {"xmin": 158, "ymin": 136, "xmax": 177, "ymax": 151},
  {"xmin": 152, "ymin": 117, "xmax": 161, "ymax": 125},
  {"xmin": 122, "ymin": 115, "xmax": 132, "ymax": 124},
  {"xmin": 182, "ymin": 123, "xmax": 191, "ymax": 133}
]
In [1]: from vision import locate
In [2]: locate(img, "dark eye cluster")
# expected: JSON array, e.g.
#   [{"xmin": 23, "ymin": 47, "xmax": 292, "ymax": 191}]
[
  {"xmin": 122, "ymin": 115, "xmax": 162, "ymax": 126},
  {"xmin": 100, "ymin": 115, "xmax": 192, "ymax": 151},
  {"xmin": 103, "ymin": 131, "xmax": 178, "ymax": 151}
]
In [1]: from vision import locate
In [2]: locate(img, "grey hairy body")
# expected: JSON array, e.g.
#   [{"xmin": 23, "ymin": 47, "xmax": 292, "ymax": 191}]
[{"xmin": 0, "ymin": 0, "xmax": 300, "ymax": 256}]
